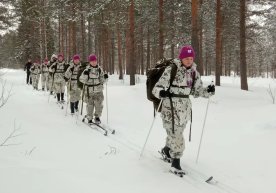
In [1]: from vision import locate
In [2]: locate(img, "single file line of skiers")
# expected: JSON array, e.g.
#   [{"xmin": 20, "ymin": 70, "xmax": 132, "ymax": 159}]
[
  {"xmin": 24, "ymin": 45, "xmax": 215, "ymax": 178},
  {"xmin": 24, "ymin": 53, "xmax": 108, "ymax": 125}
]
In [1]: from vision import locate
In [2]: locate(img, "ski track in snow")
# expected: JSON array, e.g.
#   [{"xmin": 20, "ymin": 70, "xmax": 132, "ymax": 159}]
[{"xmin": 0, "ymin": 69, "xmax": 275, "ymax": 193}]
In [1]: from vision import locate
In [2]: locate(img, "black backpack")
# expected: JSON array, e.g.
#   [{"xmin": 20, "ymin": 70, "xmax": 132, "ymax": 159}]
[
  {"xmin": 146, "ymin": 58, "xmax": 178, "ymax": 113},
  {"xmin": 77, "ymin": 62, "xmax": 89, "ymax": 89}
]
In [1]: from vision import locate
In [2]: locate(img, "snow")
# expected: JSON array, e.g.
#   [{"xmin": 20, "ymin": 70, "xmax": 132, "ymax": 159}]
[{"xmin": 0, "ymin": 69, "xmax": 275, "ymax": 193}]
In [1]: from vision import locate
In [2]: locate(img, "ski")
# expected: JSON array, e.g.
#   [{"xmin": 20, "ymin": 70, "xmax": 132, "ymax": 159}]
[
  {"xmin": 82, "ymin": 115, "xmax": 115, "ymax": 135},
  {"xmin": 82, "ymin": 116, "xmax": 108, "ymax": 136},
  {"xmin": 158, "ymin": 150, "xmax": 172, "ymax": 163},
  {"xmin": 56, "ymin": 101, "xmax": 65, "ymax": 109},
  {"xmin": 100, "ymin": 123, "xmax": 116, "ymax": 135},
  {"xmin": 170, "ymin": 169, "xmax": 186, "ymax": 178},
  {"xmin": 157, "ymin": 151, "xmax": 214, "ymax": 183}
]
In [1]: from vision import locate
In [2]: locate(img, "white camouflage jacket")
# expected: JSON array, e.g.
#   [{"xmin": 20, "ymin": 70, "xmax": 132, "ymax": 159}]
[
  {"xmin": 79, "ymin": 65, "xmax": 106, "ymax": 94},
  {"xmin": 64, "ymin": 62, "xmax": 81, "ymax": 91},
  {"xmin": 152, "ymin": 59, "xmax": 211, "ymax": 127},
  {"xmin": 49, "ymin": 61, "xmax": 67, "ymax": 83}
]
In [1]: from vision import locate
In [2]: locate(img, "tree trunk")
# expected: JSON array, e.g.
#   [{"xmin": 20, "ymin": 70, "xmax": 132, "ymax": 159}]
[
  {"xmin": 111, "ymin": 31, "xmax": 115, "ymax": 74},
  {"xmin": 129, "ymin": 0, "xmax": 135, "ymax": 85},
  {"xmin": 72, "ymin": 21, "xmax": 77, "ymax": 55},
  {"xmin": 158, "ymin": 0, "xmax": 164, "ymax": 59},
  {"xmin": 146, "ymin": 25, "xmax": 151, "ymax": 72},
  {"xmin": 215, "ymin": 0, "xmax": 222, "ymax": 86},
  {"xmin": 58, "ymin": 16, "xmax": 61, "ymax": 54},
  {"xmin": 61, "ymin": 22, "xmax": 64, "ymax": 55},
  {"xmin": 81, "ymin": 8, "xmax": 86, "ymax": 60},
  {"xmin": 140, "ymin": 25, "xmax": 144, "ymax": 75},
  {"xmin": 198, "ymin": 0, "xmax": 203, "ymax": 75},
  {"xmin": 68, "ymin": 21, "xmax": 72, "ymax": 57},
  {"xmin": 117, "ymin": 24, "xmax": 123, "ymax": 79},
  {"xmin": 240, "ymin": 0, "xmax": 248, "ymax": 90},
  {"xmin": 192, "ymin": 0, "xmax": 201, "ymax": 73},
  {"xmin": 88, "ymin": 16, "xmax": 92, "ymax": 54}
]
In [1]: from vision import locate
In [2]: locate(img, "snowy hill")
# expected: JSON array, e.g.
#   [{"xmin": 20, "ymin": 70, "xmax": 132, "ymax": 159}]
[{"xmin": 0, "ymin": 69, "xmax": 275, "ymax": 193}]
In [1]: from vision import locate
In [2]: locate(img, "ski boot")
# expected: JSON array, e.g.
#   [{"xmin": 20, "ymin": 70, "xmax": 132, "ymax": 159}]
[
  {"xmin": 88, "ymin": 119, "xmax": 93, "ymax": 125},
  {"xmin": 160, "ymin": 146, "xmax": 172, "ymax": 163},
  {"xmin": 74, "ymin": 101, "xmax": 79, "ymax": 112},
  {"xmin": 94, "ymin": 117, "xmax": 101, "ymax": 124},
  {"xmin": 170, "ymin": 158, "xmax": 185, "ymax": 177}
]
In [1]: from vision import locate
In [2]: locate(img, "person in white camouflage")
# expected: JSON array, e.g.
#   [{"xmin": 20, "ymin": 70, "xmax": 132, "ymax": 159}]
[
  {"xmin": 41, "ymin": 58, "xmax": 49, "ymax": 91},
  {"xmin": 64, "ymin": 55, "xmax": 83, "ymax": 115},
  {"xmin": 79, "ymin": 54, "xmax": 108, "ymax": 124},
  {"xmin": 47, "ymin": 54, "xmax": 57, "ymax": 95},
  {"xmin": 152, "ymin": 45, "xmax": 215, "ymax": 175},
  {"xmin": 49, "ymin": 54, "xmax": 68, "ymax": 103},
  {"xmin": 30, "ymin": 61, "xmax": 41, "ymax": 90}
]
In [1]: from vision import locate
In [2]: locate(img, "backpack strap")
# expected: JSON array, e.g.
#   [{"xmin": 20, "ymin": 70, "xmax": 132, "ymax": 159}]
[
  {"xmin": 168, "ymin": 62, "xmax": 177, "ymax": 134},
  {"xmin": 189, "ymin": 70, "xmax": 196, "ymax": 142},
  {"xmin": 168, "ymin": 62, "xmax": 177, "ymax": 90}
]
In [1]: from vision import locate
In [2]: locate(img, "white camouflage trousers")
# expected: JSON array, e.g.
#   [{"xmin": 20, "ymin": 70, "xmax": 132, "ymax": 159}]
[{"xmin": 85, "ymin": 91, "xmax": 104, "ymax": 120}]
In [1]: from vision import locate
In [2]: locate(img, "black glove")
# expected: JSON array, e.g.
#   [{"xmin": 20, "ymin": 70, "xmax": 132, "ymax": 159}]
[
  {"xmin": 69, "ymin": 66, "xmax": 74, "ymax": 73},
  {"xmin": 104, "ymin": 74, "xmax": 109, "ymax": 79},
  {"xmin": 83, "ymin": 69, "xmax": 90, "ymax": 75},
  {"xmin": 159, "ymin": 90, "xmax": 171, "ymax": 98},
  {"xmin": 64, "ymin": 76, "xmax": 69, "ymax": 82},
  {"xmin": 207, "ymin": 84, "xmax": 215, "ymax": 93}
]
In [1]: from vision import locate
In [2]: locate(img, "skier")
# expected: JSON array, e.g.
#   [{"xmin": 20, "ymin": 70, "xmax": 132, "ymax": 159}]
[
  {"xmin": 49, "ymin": 54, "xmax": 68, "ymax": 103},
  {"xmin": 152, "ymin": 45, "xmax": 215, "ymax": 176},
  {"xmin": 41, "ymin": 58, "xmax": 49, "ymax": 91},
  {"xmin": 79, "ymin": 54, "xmax": 108, "ymax": 124},
  {"xmin": 64, "ymin": 55, "xmax": 83, "ymax": 115},
  {"xmin": 30, "ymin": 61, "xmax": 41, "ymax": 90},
  {"xmin": 24, "ymin": 59, "xmax": 33, "ymax": 85},
  {"xmin": 47, "ymin": 54, "xmax": 57, "ymax": 95}
]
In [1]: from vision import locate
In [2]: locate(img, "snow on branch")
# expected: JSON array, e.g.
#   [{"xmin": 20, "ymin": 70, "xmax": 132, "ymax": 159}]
[{"xmin": 0, "ymin": 120, "xmax": 23, "ymax": 147}]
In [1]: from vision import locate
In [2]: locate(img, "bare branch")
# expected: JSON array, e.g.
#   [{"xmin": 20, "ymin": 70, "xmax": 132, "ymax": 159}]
[
  {"xmin": 0, "ymin": 120, "xmax": 22, "ymax": 147},
  {"xmin": 0, "ymin": 79, "xmax": 13, "ymax": 109},
  {"xmin": 267, "ymin": 84, "xmax": 276, "ymax": 104}
]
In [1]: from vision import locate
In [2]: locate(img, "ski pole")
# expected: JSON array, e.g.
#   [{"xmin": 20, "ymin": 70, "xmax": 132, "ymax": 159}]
[
  {"xmin": 140, "ymin": 99, "xmax": 163, "ymax": 158},
  {"xmin": 65, "ymin": 81, "xmax": 71, "ymax": 116},
  {"xmin": 105, "ymin": 81, "xmax": 109, "ymax": 124},
  {"xmin": 48, "ymin": 73, "xmax": 54, "ymax": 103},
  {"xmin": 80, "ymin": 82, "xmax": 86, "ymax": 116},
  {"xmin": 196, "ymin": 96, "xmax": 211, "ymax": 163}
]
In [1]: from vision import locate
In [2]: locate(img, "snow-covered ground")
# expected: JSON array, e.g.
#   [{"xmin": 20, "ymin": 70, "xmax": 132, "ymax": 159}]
[{"xmin": 0, "ymin": 69, "xmax": 275, "ymax": 193}]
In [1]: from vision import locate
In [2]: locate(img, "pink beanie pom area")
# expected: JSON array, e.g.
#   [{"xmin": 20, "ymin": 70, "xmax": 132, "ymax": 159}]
[{"xmin": 178, "ymin": 45, "xmax": 195, "ymax": 60}]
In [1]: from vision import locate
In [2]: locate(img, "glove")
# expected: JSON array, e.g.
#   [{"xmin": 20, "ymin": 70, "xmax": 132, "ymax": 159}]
[
  {"xmin": 64, "ymin": 76, "xmax": 69, "ymax": 82},
  {"xmin": 207, "ymin": 84, "xmax": 215, "ymax": 94},
  {"xmin": 83, "ymin": 69, "xmax": 90, "ymax": 75},
  {"xmin": 159, "ymin": 90, "xmax": 171, "ymax": 98},
  {"xmin": 69, "ymin": 66, "xmax": 74, "ymax": 72},
  {"xmin": 104, "ymin": 74, "xmax": 109, "ymax": 79}
]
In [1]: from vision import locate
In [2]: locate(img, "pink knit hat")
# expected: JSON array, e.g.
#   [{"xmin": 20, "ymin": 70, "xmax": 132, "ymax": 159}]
[
  {"xmin": 73, "ymin": 54, "xmax": 80, "ymax": 61},
  {"xmin": 179, "ymin": 45, "xmax": 195, "ymax": 60},
  {"xmin": 88, "ymin": 54, "xmax": 97, "ymax": 62},
  {"xmin": 58, "ymin": 54, "xmax": 64, "ymax": 59}
]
